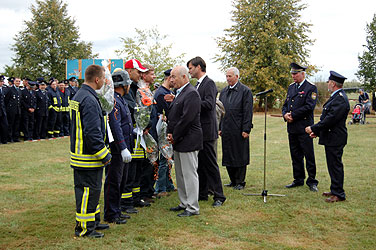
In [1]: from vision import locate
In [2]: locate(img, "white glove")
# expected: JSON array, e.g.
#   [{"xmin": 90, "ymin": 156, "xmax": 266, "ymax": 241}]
[{"xmin": 121, "ymin": 148, "xmax": 132, "ymax": 163}]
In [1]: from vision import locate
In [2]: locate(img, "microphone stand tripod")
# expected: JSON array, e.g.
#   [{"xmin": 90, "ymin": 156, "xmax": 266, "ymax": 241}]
[{"xmin": 243, "ymin": 89, "xmax": 285, "ymax": 203}]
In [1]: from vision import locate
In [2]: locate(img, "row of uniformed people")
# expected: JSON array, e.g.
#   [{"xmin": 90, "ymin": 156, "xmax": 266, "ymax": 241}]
[{"xmin": 0, "ymin": 75, "xmax": 78, "ymax": 143}]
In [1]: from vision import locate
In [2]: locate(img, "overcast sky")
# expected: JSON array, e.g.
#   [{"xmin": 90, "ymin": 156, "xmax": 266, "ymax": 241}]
[{"xmin": 0, "ymin": 0, "xmax": 375, "ymax": 82}]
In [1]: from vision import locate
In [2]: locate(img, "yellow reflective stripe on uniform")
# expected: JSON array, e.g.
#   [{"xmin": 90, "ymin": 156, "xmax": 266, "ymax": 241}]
[
  {"xmin": 48, "ymin": 131, "xmax": 54, "ymax": 135},
  {"xmin": 93, "ymin": 146, "xmax": 110, "ymax": 160},
  {"xmin": 79, "ymin": 187, "xmax": 89, "ymax": 237},
  {"xmin": 132, "ymin": 187, "xmax": 140, "ymax": 193},
  {"xmin": 70, "ymin": 159, "xmax": 104, "ymax": 168},
  {"xmin": 48, "ymin": 105, "xmax": 53, "ymax": 110},
  {"xmin": 131, "ymin": 139, "xmax": 145, "ymax": 158},
  {"xmin": 54, "ymin": 130, "xmax": 60, "ymax": 134},
  {"xmin": 122, "ymin": 192, "xmax": 132, "ymax": 199},
  {"xmin": 76, "ymin": 212, "xmax": 96, "ymax": 222},
  {"xmin": 76, "ymin": 111, "xmax": 83, "ymax": 154},
  {"xmin": 71, "ymin": 152, "xmax": 98, "ymax": 160},
  {"xmin": 103, "ymin": 115, "xmax": 107, "ymax": 142},
  {"xmin": 95, "ymin": 205, "xmax": 100, "ymax": 214},
  {"xmin": 53, "ymin": 97, "xmax": 57, "ymax": 105}
]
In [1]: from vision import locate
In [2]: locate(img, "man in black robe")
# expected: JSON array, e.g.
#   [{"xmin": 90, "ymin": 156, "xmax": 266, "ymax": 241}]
[{"xmin": 219, "ymin": 67, "xmax": 253, "ymax": 190}]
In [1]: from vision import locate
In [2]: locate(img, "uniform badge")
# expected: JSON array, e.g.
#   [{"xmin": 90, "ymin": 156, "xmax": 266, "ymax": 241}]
[{"xmin": 311, "ymin": 92, "xmax": 317, "ymax": 100}]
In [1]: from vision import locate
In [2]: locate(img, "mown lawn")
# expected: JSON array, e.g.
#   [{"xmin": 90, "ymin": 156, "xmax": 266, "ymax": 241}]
[{"xmin": 0, "ymin": 113, "xmax": 375, "ymax": 250}]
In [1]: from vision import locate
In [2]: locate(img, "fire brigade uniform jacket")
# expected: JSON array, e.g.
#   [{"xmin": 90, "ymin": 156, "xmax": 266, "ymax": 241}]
[
  {"xmin": 69, "ymin": 84, "xmax": 112, "ymax": 237},
  {"xmin": 47, "ymin": 86, "xmax": 62, "ymax": 136}
]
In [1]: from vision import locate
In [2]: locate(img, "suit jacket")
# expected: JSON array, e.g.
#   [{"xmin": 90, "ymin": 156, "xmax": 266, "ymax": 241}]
[
  {"xmin": 21, "ymin": 88, "xmax": 37, "ymax": 112},
  {"xmin": 0, "ymin": 87, "xmax": 7, "ymax": 117},
  {"xmin": 196, "ymin": 75, "xmax": 218, "ymax": 141},
  {"xmin": 282, "ymin": 79, "xmax": 317, "ymax": 134},
  {"xmin": 4, "ymin": 86, "xmax": 21, "ymax": 115},
  {"xmin": 311, "ymin": 89, "xmax": 350, "ymax": 147},
  {"xmin": 167, "ymin": 83, "xmax": 203, "ymax": 152},
  {"xmin": 35, "ymin": 89, "xmax": 49, "ymax": 116}
]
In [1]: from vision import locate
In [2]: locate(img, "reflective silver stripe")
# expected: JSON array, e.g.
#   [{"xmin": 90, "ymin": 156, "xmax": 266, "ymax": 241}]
[
  {"xmin": 76, "ymin": 213, "xmax": 95, "ymax": 222},
  {"xmin": 70, "ymin": 160, "xmax": 104, "ymax": 168}
]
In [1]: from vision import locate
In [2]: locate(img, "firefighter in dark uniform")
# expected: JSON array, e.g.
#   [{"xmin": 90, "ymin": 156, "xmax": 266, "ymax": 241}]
[
  {"xmin": 58, "ymin": 79, "xmax": 70, "ymax": 136},
  {"xmin": 0, "ymin": 75, "xmax": 8, "ymax": 144},
  {"xmin": 34, "ymin": 79, "xmax": 49, "ymax": 139},
  {"xmin": 46, "ymin": 78, "xmax": 62, "ymax": 138},
  {"xmin": 4, "ymin": 77, "xmax": 22, "ymax": 142},
  {"xmin": 21, "ymin": 79, "xmax": 37, "ymax": 141},
  {"xmin": 68, "ymin": 76, "xmax": 78, "ymax": 98},
  {"xmin": 104, "ymin": 69, "xmax": 134, "ymax": 224},
  {"xmin": 70, "ymin": 64, "xmax": 112, "ymax": 238},
  {"xmin": 306, "ymin": 71, "xmax": 350, "ymax": 203},
  {"xmin": 121, "ymin": 59, "xmax": 151, "ymax": 214},
  {"xmin": 282, "ymin": 63, "xmax": 319, "ymax": 192}
]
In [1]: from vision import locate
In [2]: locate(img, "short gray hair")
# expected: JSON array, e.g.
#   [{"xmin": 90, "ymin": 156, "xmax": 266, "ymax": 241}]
[{"xmin": 227, "ymin": 67, "xmax": 240, "ymax": 77}]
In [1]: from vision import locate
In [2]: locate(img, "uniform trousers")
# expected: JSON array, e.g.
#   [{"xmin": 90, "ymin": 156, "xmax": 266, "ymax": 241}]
[
  {"xmin": 0, "ymin": 115, "xmax": 8, "ymax": 143},
  {"xmin": 104, "ymin": 153, "xmax": 129, "ymax": 221},
  {"xmin": 121, "ymin": 159, "xmax": 142, "ymax": 210},
  {"xmin": 198, "ymin": 140, "xmax": 226, "ymax": 202},
  {"xmin": 7, "ymin": 112, "xmax": 20, "ymax": 141},
  {"xmin": 47, "ymin": 109, "xmax": 57, "ymax": 137},
  {"xmin": 288, "ymin": 133, "xmax": 318, "ymax": 186},
  {"xmin": 74, "ymin": 168, "xmax": 103, "ymax": 237},
  {"xmin": 226, "ymin": 166, "xmax": 247, "ymax": 186},
  {"xmin": 140, "ymin": 159, "xmax": 156, "ymax": 199},
  {"xmin": 21, "ymin": 111, "xmax": 34, "ymax": 140},
  {"xmin": 34, "ymin": 114, "xmax": 48, "ymax": 139},
  {"xmin": 60, "ymin": 111, "xmax": 70, "ymax": 136},
  {"xmin": 174, "ymin": 150, "xmax": 199, "ymax": 214},
  {"xmin": 325, "ymin": 145, "xmax": 346, "ymax": 200}
]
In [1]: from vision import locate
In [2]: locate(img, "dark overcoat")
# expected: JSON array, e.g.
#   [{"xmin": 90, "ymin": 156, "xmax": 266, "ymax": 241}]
[{"xmin": 219, "ymin": 81, "xmax": 253, "ymax": 167}]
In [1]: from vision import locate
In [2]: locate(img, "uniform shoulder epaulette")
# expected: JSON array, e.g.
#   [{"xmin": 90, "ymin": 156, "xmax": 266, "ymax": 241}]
[
  {"xmin": 289, "ymin": 82, "xmax": 295, "ymax": 86},
  {"xmin": 339, "ymin": 92, "xmax": 343, "ymax": 97},
  {"xmin": 306, "ymin": 79, "xmax": 315, "ymax": 85}
]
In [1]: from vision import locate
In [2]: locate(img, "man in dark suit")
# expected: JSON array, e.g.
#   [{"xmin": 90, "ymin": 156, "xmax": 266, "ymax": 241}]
[
  {"xmin": 4, "ymin": 77, "xmax": 22, "ymax": 142},
  {"xmin": 0, "ymin": 75, "xmax": 9, "ymax": 144},
  {"xmin": 168, "ymin": 66, "xmax": 203, "ymax": 217},
  {"xmin": 305, "ymin": 71, "xmax": 350, "ymax": 203},
  {"xmin": 187, "ymin": 57, "xmax": 226, "ymax": 207},
  {"xmin": 219, "ymin": 67, "xmax": 253, "ymax": 190},
  {"xmin": 282, "ymin": 63, "xmax": 319, "ymax": 192}
]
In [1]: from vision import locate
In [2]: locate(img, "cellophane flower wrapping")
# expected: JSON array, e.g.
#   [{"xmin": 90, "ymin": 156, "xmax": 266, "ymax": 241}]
[
  {"xmin": 96, "ymin": 60, "xmax": 114, "ymax": 113},
  {"xmin": 134, "ymin": 81, "xmax": 153, "ymax": 131},
  {"xmin": 144, "ymin": 132, "xmax": 158, "ymax": 163},
  {"xmin": 157, "ymin": 116, "xmax": 174, "ymax": 165}
]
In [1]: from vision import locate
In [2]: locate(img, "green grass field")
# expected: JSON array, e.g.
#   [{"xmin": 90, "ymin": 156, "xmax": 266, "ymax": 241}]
[{"xmin": 1, "ymin": 114, "xmax": 375, "ymax": 249}]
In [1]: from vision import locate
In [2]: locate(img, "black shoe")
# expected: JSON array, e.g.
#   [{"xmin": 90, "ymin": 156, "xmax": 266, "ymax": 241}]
[
  {"xmin": 212, "ymin": 200, "xmax": 223, "ymax": 207},
  {"xmin": 134, "ymin": 199, "xmax": 151, "ymax": 207},
  {"xmin": 177, "ymin": 210, "xmax": 197, "ymax": 217},
  {"xmin": 86, "ymin": 231, "xmax": 104, "ymax": 238},
  {"xmin": 309, "ymin": 184, "xmax": 318, "ymax": 192},
  {"xmin": 95, "ymin": 223, "xmax": 110, "ymax": 230},
  {"xmin": 120, "ymin": 213, "xmax": 131, "ymax": 219},
  {"xmin": 233, "ymin": 184, "xmax": 245, "ymax": 190},
  {"xmin": 123, "ymin": 207, "xmax": 138, "ymax": 214},
  {"xmin": 285, "ymin": 182, "xmax": 304, "ymax": 188},
  {"xmin": 170, "ymin": 205, "xmax": 185, "ymax": 212},
  {"xmin": 75, "ymin": 230, "xmax": 104, "ymax": 238},
  {"xmin": 105, "ymin": 217, "xmax": 127, "ymax": 224},
  {"xmin": 224, "ymin": 182, "xmax": 234, "ymax": 187}
]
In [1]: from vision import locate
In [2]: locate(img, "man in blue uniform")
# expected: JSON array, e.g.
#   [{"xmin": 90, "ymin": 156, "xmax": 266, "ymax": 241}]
[
  {"xmin": 4, "ymin": 77, "xmax": 22, "ymax": 142},
  {"xmin": 282, "ymin": 63, "xmax": 319, "ymax": 192},
  {"xmin": 104, "ymin": 69, "xmax": 133, "ymax": 224},
  {"xmin": 58, "ymin": 80, "xmax": 70, "ymax": 136},
  {"xmin": 70, "ymin": 65, "xmax": 112, "ymax": 238},
  {"xmin": 20, "ymin": 79, "xmax": 37, "ymax": 141},
  {"xmin": 47, "ymin": 78, "xmax": 61, "ymax": 138},
  {"xmin": 305, "ymin": 71, "xmax": 350, "ymax": 202},
  {"xmin": 0, "ymin": 75, "xmax": 8, "ymax": 144},
  {"xmin": 34, "ymin": 79, "xmax": 49, "ymax": 140}
]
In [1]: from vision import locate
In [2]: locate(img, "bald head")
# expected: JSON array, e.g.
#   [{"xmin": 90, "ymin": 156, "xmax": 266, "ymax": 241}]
[{"xmin": 171, "ymin": 66, "xmax": 190, "ymax": 89}]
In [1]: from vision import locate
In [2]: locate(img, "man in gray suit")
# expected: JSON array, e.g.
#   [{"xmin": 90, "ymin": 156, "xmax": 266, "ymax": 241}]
[{"xmin": 167, "ymin": 66, "xmax": 203, "ymax": 217}]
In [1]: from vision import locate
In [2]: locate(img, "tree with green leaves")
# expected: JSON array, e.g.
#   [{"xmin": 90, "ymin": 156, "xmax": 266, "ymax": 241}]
[
  {"xmin": 357, "ymin": 14, "xmax": 376, "ymax": 91},
  {"xmin": 5, "ymin": 0, "xmax": 96, "ymax": 80},
  {"xmin": 215, "ymin": 0, "xmax": 315, "ymax": 108},
  {"xmin": 115, "ymin": 27, "xmax": 185, "ymax": 84}
]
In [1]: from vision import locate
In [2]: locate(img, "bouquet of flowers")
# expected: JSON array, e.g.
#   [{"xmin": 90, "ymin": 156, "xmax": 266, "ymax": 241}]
[
  {"xmin": 96, "ymin": 60, "xmax": 114, "ymax": 113},
  {"xmin": 143, "ymin": 132, "xmax": 158, "ymax": 163},
  {"xmin": 156, "ymin": 114, "xmax": 174, "ymax": 165}
]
